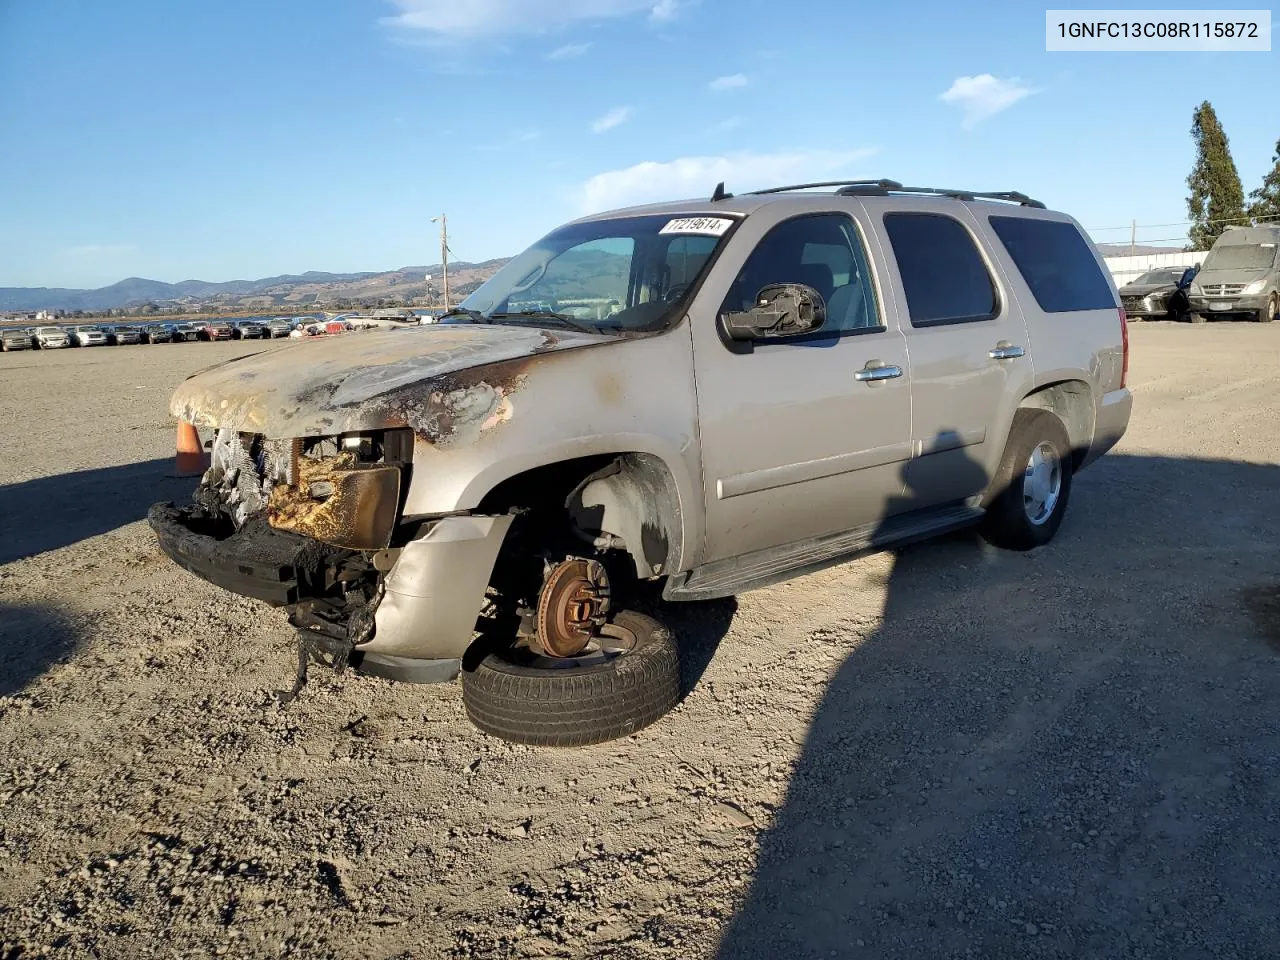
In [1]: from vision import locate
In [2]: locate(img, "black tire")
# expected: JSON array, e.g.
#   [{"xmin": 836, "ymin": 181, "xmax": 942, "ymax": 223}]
[
  {"xmin": 1189, "ymin": 312, "xmax": 1206, "ymax": 324},
  {"xmin": 1261, "ymin": 295, "xmax": 1278, "ymax": 324},
  {"xmin": 461, "ymin": 610, "xmax": 680, "ymax": 747},
  {"xmin": 981, "ymin": 409, "xmax": 1073, "ymax": 552}
]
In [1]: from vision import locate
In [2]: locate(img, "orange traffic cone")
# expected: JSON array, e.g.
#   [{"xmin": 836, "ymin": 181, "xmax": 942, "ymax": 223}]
[{"xmin": 175, "ymin": 420, "xmax": 209, "ymax": 477}]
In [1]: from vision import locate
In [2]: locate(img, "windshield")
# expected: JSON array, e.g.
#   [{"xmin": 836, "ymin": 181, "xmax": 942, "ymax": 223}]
[
  {"xmin": 1204, "ymin": 244, "xmax": 1277, "ymax": 271},
  {"xmin": 457, "ymin": 213, "xmax": 736, "ymax": 332},
  {"xmin": 1134, "ymin": 270, "xmax": 1179, "ymax": 285},
  {"xmin": 36, "ymin": 327, "xmax": 61, "ymax": 334}
]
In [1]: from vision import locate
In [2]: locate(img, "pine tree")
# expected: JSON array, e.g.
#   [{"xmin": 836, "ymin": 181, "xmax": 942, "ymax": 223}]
[
  {"xmin": 1248, "ymin": 138, "xmax": 1280, "ymax": 223},
  {"xmin": 1186, "ymin": 101, "xmax": 1247, "ymax": 250}
]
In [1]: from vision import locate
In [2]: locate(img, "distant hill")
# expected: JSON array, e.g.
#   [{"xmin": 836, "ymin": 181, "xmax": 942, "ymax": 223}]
[{"xmin": 0, "ymin": 260, "xmax": 511, "ymax": 313}]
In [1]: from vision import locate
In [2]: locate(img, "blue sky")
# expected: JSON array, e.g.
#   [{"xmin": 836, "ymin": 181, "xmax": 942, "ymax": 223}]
[{"xmin": 0, "ymin": 0, "xmax": 1275, "ymax": 289}]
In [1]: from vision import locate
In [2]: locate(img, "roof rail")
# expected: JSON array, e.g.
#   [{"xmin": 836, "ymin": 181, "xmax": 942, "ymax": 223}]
[
  {"xmin": 743, "ymin": 179, "xmax": 1046, "ymax": 208},
  {"xmin": 748, "ymin": 179, "xmax": 904, "ymax": 196}
]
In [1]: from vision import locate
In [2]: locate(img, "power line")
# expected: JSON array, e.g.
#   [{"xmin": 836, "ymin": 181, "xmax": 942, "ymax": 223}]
[{"xmin": 1087, "ymin": 212, "xmax": 1280, "ymax": 232}]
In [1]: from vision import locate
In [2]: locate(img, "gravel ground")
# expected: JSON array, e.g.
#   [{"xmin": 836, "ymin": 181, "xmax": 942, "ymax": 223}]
[{"xmin": 1, "ymin": 325, "xmax": 1278, "ymax": 959}]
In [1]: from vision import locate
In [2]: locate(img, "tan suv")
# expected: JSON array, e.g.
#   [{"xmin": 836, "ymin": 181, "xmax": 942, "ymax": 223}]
[{"xmin": 149, "ymin": 179, "xmax": 1132, "ymax": 746}]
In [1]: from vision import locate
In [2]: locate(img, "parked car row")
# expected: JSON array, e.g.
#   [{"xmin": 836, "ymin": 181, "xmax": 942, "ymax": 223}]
[{"xmin": 0, "ymin": 317, "xmax": 310, "ymax": 351}]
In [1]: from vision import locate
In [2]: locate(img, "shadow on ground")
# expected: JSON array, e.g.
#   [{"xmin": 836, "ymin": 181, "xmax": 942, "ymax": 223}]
[
  {"xmin": 0, "ymin": 603, "xmax": 82, "ymax": 696},
  {"xmin": 0, "ymin": 458, "xmax": 189, "ymax": 564},
  {"xmin": 716, "ymin": 453, "xmax": 1280, "ymax": 959}
]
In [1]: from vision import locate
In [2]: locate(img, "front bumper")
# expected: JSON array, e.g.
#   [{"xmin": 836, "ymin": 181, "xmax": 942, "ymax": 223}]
[
  {"xmin": 1189, "ymin": 294, "xmax": 1268, "ymax": 319},
  {"xmin": 148, "ymin": 503, "xmax": 513, "ymax": 663},
  {"xmin": 1120, "ymin": 296, "xmax": 1169, "ymax": 318},
  {"xmin": 148, "ymin": 503, "xmax": 327, "ymax": 605}
]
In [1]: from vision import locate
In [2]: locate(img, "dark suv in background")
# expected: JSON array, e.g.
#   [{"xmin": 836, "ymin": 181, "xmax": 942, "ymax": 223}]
[{"xmin": 1118, "ymin": 267, "xmax": 1195, "ymax": 321}]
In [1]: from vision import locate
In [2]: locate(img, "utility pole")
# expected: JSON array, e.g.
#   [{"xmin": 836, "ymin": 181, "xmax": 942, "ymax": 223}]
[
  {"xmin": 1130, "ymin": 219, "xmax": 1136, "ymax": 257},
  {"xmin": 431, "ymin": 215, "xmax": 450, "ymax": 310}
]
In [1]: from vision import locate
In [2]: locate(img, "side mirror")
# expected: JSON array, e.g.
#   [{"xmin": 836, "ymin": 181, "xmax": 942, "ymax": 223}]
[{"xmin": 723, "ymin": 283, "xmax": 826, "ymax": 341}]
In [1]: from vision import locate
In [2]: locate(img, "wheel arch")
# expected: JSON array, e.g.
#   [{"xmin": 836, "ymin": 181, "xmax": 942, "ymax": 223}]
[
  {"xmin": 470, "ymin": 446, "xmax": 697, "ymax": 579},
  {"xmin": 1018, "ymin": 379, "xmax": 1096, "ymax": 470}
]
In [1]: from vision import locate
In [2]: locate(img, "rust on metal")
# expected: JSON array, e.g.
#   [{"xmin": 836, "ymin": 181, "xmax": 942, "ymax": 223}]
[
  {"xmin": 267, "ymin": 451, "xmax": 401, "ymax": 551},
  {"xmin": 535, "ymin": 557, "xmax": 611, "ymax": 658}
]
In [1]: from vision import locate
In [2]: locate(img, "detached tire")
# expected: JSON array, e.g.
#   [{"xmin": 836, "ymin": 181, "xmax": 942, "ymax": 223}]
[
  {"xmin": 462, "ymin": 611, "xmax": 680, "ymax": 747},
  {"xmin": 982, "ymin": 409, "xmax": 1073, "ymax": 551}
]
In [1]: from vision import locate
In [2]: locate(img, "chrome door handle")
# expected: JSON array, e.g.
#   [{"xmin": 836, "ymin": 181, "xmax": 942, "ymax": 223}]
[
  {"xmin": 854, "ymin": 362, "xmax": 903, "ymax": 383},
  {"xmin": 989, "ymin": 342, "xmax": 1025, "ymax": 361}
]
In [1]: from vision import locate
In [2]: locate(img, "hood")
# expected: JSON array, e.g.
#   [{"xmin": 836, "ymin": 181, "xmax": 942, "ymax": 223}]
[
  {"xmin": 1195, "ymin": 268, "xmax": 1269, "ymax": 286},
  {"xmin": 1119, "ymin": 282, "xmax": 1174, "ymax": 296},
  {"xmin": 170, "ymin": 323, "xmax": 613, "ymax": 442}
]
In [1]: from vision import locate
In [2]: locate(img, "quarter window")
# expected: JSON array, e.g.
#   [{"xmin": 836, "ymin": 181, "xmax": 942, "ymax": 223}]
[
  {"xmin": 883, "ymin": 213, "xmax": 998, "ymax": 326},
  {"xmin": 988, "ymin": 216, "xmax": 1116, "ymax": 313},
  {"xmin": 721, "ymin": 213, "xmax": 881, "ymax": 335}
]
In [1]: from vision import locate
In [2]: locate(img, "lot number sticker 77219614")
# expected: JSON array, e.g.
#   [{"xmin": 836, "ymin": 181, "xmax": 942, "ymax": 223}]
[{"xmin": 658, "ymin": 217, "xmax": 735, "ymax": 237}]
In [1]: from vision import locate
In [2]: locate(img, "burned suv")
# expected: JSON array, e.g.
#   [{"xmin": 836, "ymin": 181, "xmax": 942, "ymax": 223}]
[{"xmin": 150, "ymin": 179, "xmax": 1131, "ymax": 746}]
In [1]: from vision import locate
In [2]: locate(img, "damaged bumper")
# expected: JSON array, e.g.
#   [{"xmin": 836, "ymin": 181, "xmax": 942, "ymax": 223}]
[
  {"xmin": 148, "ymin": 503, "xmax": 327, "ymax": 606},
  {"xmin": 147, "ymin": 501, "xmax": 513, "ymax": 679}
]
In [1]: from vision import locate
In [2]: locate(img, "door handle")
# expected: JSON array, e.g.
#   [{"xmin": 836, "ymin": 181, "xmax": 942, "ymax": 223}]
[
  {"xmin": 989, "ymin": 341, "xmax": 1025, "ymax": 361},
  {"xmin": 854, "ymin": 361, "xmax": 903, "ymax": 383}
]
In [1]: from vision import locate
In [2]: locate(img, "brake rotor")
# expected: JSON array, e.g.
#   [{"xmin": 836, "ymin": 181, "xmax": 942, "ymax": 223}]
[{"xmin": 535, "ymin": 557, "xmax": 611, "ymax": 658}]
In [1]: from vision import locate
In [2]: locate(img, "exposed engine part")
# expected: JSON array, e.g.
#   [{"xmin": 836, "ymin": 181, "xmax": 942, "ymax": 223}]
[
  {"xmin": 197, "ymin": 428, "xmax": 272, "ymax": 527},
  {"xmin": 534, "ymin": 557, "xmax": 611, "ymax": 658}
]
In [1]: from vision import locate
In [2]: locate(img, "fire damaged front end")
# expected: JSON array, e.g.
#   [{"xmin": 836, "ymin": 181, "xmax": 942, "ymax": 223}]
[{"xmin": 149, "ymin": 425, "xmax": 515, "ymax": 685}]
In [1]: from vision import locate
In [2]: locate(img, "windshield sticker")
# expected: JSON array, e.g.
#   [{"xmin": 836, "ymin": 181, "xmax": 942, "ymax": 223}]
[{"xmin": 659, "ymin": 217, "xmax": 734, "ymax": 237}]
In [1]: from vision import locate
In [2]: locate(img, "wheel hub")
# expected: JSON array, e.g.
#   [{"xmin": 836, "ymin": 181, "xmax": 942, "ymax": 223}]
[
  {"xmin": 535, "ymin": 557, "xmax": 611, "ymax": 658},
  {"xmin": 1023, "ymin": 441, "xmax": 1062, "ymax": 526}
]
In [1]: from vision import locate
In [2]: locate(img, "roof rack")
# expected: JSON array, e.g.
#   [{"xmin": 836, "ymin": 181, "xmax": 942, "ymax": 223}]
[
  {"xmin": 748, "ymin": 179, "xmax": 904, "ymax": 196},
  {"xmin": 743, "ymin": 179, "xmax": 1045, "ymax": 209}
]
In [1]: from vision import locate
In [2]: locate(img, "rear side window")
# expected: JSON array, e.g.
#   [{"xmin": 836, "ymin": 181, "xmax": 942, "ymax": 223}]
[
  {"xmin": 883, "ymin": 213, "xmax": 998, "ymax": 326},
  {"xmin": 988, "ymin": 216, "xmax": 1116, "ymax": 313}
]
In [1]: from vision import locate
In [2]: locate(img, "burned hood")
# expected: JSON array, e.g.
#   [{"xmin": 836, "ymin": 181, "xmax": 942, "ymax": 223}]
[{"xmin": 170, "ymin": 323, "xmax": 612, "ymax": 442}]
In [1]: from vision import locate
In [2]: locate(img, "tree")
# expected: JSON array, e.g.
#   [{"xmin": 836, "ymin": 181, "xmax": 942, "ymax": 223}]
[
  {"xmin": 1186, "ymin": 101, "xmax": 1247, "ymax": 250},
  {"xmin": 1248, "ymin": 138, "xmax": 1280, "ymax": 223}
]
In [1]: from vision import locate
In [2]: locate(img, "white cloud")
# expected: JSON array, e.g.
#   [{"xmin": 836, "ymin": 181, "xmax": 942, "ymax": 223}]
[
  {"xmin": 382, "ymin": 0, "xmax": 671, "ymax": 40},
  {"xmin": 591, "ymin": 106, "xmax": 633, "ymax": 133},
  {"xmin": 939, "ymin": 74, "xmax": 1036, "ymax": 129},
  {"xmin": 649, "ymin": 0, "xmax": 679, "ymax": 22},
  {"xmin": 578, "ymin": 148, "xmax": 879, "ymax": 212},
  {"xmin": 709, "ymin": 73, "xmax": 748, "ymax": 92},
  {"xmin": 547, "ymin": 42, "xmax": 592, "ymax": 59}
]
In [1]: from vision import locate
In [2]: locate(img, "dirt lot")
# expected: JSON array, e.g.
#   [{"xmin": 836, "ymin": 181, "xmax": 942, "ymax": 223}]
[{"xmin": 1, "ymin": 325, "xmax": 1278, "ymax": 959}]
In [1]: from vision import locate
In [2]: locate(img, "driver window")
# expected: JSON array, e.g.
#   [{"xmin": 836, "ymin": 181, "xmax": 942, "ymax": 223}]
[{"xmin": 721, "ymin": 213, "xmax": 881, "ymax": 334}]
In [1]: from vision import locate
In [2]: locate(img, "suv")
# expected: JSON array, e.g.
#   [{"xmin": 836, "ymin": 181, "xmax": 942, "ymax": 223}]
[
  {"xmin": 67, "ymin": 325, "xmax": 108, "ymax": 347},
  {"xmin": 105, "ymin": 324, "xmax": 143, "ymax": 345},
  {"xmin": 197, "ymin": 321, "xmax": 234, "ymax": 341},
  {"xmin": 231, "ymin": 320, "xmax": 269, "ymax": 339},
  {"xmin": 1187, "ymin": 225, "xmax": 1280, "ymax": 323},
  {"xmin": 149, "ymin": 179, "xmax": 1131, "ymax": 746}
]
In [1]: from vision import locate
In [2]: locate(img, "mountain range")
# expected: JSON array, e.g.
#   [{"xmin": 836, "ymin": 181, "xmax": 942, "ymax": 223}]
[{"xmin": 0, "ymin": 260, "xmax": 510, "ymax": 313}]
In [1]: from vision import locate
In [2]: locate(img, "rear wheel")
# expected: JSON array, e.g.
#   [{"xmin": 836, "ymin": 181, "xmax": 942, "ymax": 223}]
[{"xmin": 982, "ymin": 409, "xmax": 1073, "ymax": 551}]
